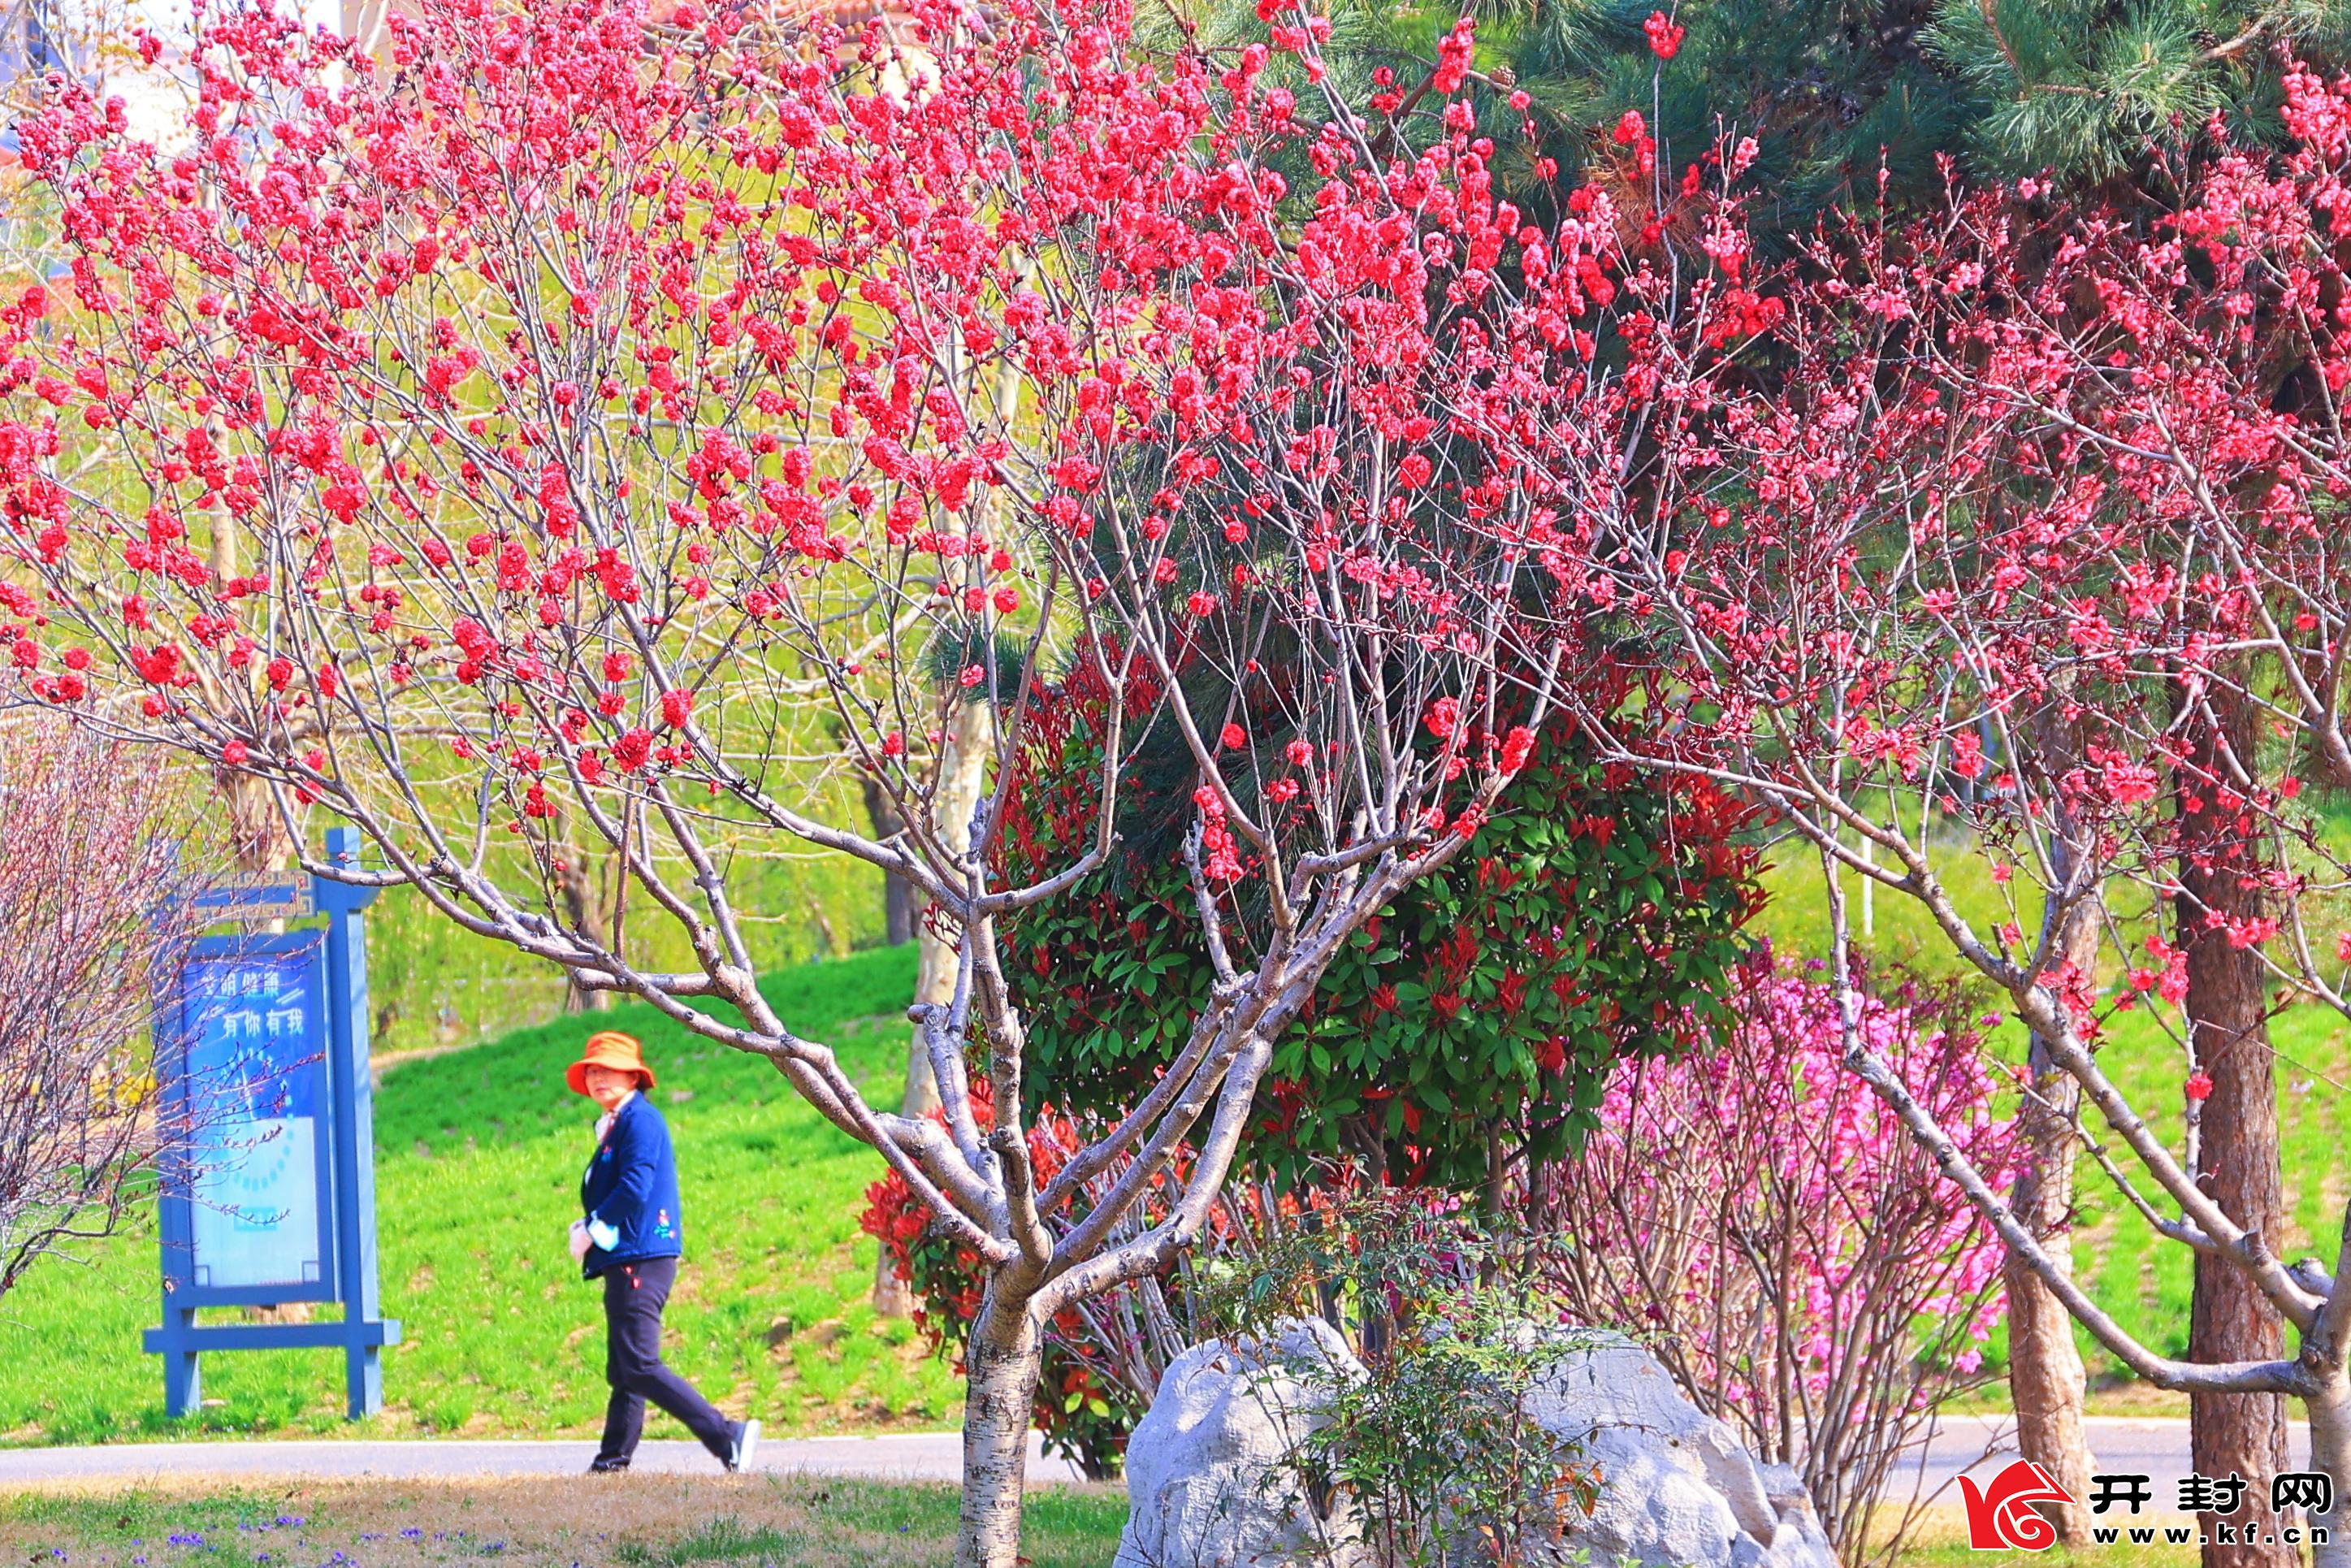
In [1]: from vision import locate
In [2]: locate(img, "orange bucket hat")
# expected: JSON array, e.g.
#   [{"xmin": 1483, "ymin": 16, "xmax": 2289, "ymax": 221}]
[{"xmin": 567, "ymin": 1030, "xmax": 656, "ymax": 1096}]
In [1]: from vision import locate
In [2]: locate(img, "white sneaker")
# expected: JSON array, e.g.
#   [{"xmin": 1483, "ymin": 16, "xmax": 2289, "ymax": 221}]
[{"xmin": 727, "ymin": 1418, "xmax": 760, "ymax": 1473}]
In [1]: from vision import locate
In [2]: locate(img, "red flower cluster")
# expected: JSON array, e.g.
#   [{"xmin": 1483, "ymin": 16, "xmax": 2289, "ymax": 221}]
[{"xmin": 1643, "ymin": 10, "xmax": 1684, "ymax": 59}]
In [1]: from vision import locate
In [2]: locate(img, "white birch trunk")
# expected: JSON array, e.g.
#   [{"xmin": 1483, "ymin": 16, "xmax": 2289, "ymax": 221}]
[
  {"xmin": 873, "ymin": 699, "xmax": 992, "ymax": 1317},
  {"xmin": 955, "ymin": 1289, "xmax": 1044, "ymax": 1568}
]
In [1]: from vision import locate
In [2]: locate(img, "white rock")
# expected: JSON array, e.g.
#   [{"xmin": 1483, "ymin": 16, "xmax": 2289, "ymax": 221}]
[
  {"xmin": 1115, "ymin": 1323, "xmax": 1838, "ymax": 1568},
  {"xmin": 1758, "ymin": 1462, "xmax": 1838, "ymax": 1568},
  {"xmin": 1526, "ymin": 1334, "xmax": 1839, "ymax": 1568},
  {"xmin": 1115, "ymin": 1317, "xmax": 1367, "ymax": 1568}
]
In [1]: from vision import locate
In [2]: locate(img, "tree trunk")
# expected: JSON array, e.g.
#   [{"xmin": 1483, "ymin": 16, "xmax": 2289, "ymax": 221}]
[
  {"xmin": 554, "ymin": 842, "xmax": 613, "ymax": 1014},
  {"xmin": 873, "ymin": 698, "xmax": 991, "ymax": 1316},
  {"xmin": 209, "ymin": 512, "xmax": 297, "ymax": 884},
  {"xmin": 2304, "ymin": 1380, "xmax": 2351, "ymax": 1568},
  {"xmin": 956, "ymin": 1289, "xmax": 1044, "ymax": 1568},
  {"xmin": 861, "ymin": 775, "xmax": 917, "ymax": 946},
  {"xmin": 884, "ymin": 874, "xmax": 916, "ymax": 947},
  {"xmin": 219, "ymin": 768, "xmax": 292, "ymax": 873},
  {"xmin": 2005, "ymin": 879, "xmax": 2098, "ymax": 1544},
  {"xmin": 2180, "ymin": 678, "xmax": 2293, "ymax": 1568},
  {"xmin": 898, "ymin": 907, "xmax": 960, "ymax": 1125}
]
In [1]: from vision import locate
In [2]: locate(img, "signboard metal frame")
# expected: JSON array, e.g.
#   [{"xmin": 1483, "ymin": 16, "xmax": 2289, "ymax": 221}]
[
  {"xmin": 145, "ymin": 827, "xmax": 400, "ymax": 1419},
  {"xmin": 190, "ymin": 874, "xmax": 318, "ymax": 926}
]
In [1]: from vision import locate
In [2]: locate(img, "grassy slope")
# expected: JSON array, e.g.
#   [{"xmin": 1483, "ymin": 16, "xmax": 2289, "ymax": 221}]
[
  {"xmin": 2063, "ymin": 1003, "xmax": 2351, "ymax": 1394},
  {"xmin": 0, "ymin": 945, "xmax": 960, "ymax": 1445},
  {"xmin": 362, "ymin": 856, "xmax": 889, "ymax": 1054},
  {"xmin": 1753, "ymin": 850, "xmax": 2351, "ymax": 1400},
  {"xmin": 11, "ymin": 825, "xmax": 2351, "ymax": 1440}
]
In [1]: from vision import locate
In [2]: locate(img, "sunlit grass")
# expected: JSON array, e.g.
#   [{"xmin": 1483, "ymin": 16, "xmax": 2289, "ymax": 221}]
[
  {"xmin": 0, "ymin": 946, "xmax": 958, "ymax": 1445},
  {"xmin": 1752, "ymin": 836, "xmax": 2351, "ymax": 1406}
]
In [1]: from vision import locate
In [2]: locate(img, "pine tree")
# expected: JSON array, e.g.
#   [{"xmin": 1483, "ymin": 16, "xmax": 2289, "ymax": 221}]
[
  {"xmin": 1192, "ymin": 0, "xmax": 2351, "ymax": 241},
  {"xmin": 1929, "ymin": 0, "xmax": 2351, "ymax": 181},
  {"xmin": 1474, "ymin": 0, "xmax": 1972, "ymax": 236}
]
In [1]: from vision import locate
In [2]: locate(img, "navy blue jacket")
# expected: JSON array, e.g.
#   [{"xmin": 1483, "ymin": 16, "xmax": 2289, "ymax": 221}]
[{"xmin": 580, "ymin": 1093, "xmax": 683, "ymax": 1279}]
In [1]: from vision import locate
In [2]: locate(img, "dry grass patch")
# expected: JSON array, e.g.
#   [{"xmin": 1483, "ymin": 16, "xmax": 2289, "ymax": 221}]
[{"xmin": 0, "ymin": 1475, "xmax": 1127, "ymax": 1568}]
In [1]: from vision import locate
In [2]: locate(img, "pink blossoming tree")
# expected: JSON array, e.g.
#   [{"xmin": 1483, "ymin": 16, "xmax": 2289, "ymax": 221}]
[
  {"xmin": 0, "ymin": 717, "xmax": 208, "ymax": 1302},
  {"xmin": 1550, "ymin": 951, "xmax": 2016, "ymax": 1563}
]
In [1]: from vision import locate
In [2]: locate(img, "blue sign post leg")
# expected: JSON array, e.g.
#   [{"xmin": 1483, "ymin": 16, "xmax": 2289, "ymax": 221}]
[
  {"xmin": 344, "ymin": 1336, "xmax": 382, "ymax": 1421},
  {"xmin": 315, "ymin": 826, "xmax": 390, "ymax": 1420},
  {"xmin": 158, "ymin": 1308, "xmax": 200, "ymax": 1419},
  {"xmin": 151, "ymin": 942, "xmax": 201, "ymax": 1423}
]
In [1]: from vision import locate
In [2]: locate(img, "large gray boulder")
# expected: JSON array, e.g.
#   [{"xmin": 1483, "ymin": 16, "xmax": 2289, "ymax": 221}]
[
  {"xmin": 1526, "ymin": 1334, "xmax": 1838, "ymax": 1568},
  {"xmin": 1116, "ymin": 1323, "xmax": 1837, "ymax": 1568},
  {"xmin": 1115, "ymin": 1317, "xmax": 1367, "ymax": 1568}
]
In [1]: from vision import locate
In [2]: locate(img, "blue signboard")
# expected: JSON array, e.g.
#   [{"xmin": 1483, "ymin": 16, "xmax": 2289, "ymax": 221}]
[
  {"xmin": 179, "ymin": 940, "xmax": 335, "ymax": 1293},
  {"xmin": 147, "ymin": 827, "xmax": 399, "ymax": 1419}
]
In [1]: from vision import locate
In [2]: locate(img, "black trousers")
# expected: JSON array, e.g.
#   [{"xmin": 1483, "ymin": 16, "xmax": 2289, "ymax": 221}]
[{"xmin": 594, "ymin": 1256, "xmax": 734, "ymax": 1466}]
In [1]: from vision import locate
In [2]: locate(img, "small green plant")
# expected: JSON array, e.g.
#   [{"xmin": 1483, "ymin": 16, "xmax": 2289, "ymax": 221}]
[
  {"xmin": 617, "ymin": 1515, "xmax": 794, "ymax": 1566},
  {"xmin": 1208, "ymin": 1198, "xmax": 1603, "ymax": 1568}
]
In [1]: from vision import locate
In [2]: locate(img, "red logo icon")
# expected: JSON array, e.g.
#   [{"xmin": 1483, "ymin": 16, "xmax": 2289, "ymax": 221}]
[{"xmin": 1959, "ymin": 1459, "xmax": 2075, "ymax": 1550}]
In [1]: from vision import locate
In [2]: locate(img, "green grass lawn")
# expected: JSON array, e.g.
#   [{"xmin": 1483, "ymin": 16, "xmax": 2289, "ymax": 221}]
[
  {"xmin": 0, "ymin": 945, "xmax": 961, "ymax": 1445},
  {"xmin": 1754, "ymin": 842, "xmax": 2351, "ymax": 1406},
  {"xmin": 12, "ymin": 826, "xmax": 2351, "ymax": 1444}
]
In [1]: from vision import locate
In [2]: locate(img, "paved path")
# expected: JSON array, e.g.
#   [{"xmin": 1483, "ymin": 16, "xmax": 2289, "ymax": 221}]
[
  {"xmin": 0, "ymin": 1415, "xmax": 2309, "ymax": 1505},
  {"xmin": 1899, "ymin": 1414, "xmax": 2314, "ymax": 1508},
  {"xmin": 0, "ymin": 1433, "xmax": 1091, "ymax": 1488}
]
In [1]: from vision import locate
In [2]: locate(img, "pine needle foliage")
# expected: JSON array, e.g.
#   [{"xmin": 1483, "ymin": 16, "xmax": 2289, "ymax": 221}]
[
  {"xmin": 1147, "ymin": 0, "xmax": 2351, "ymax": 240},
  {"xmin": 1925, "ymin": 0, "xmax": 2351, "ymax": 180}
]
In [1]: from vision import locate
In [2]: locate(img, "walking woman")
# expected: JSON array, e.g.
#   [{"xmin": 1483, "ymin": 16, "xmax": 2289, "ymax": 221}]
[{"xmin": 565, "ymin": 1029, "xmax": 760, "ymax": 1475}]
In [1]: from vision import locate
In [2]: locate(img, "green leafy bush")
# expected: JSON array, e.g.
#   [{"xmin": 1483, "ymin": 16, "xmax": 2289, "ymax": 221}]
[{"xmin": 999, "ymin": 665, "xmax": 1764, "ymax": 1189}]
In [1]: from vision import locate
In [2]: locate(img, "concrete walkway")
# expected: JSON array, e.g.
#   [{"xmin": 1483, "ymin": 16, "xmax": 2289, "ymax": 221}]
[
  {"xmin": 0, "ymin": 1432, "xmax": 1091, "ymax": 1488},
  {"xmin": 1896, "ymin": 1414, "xmax": 2312, "ymax": 1507},
  {"xmin": 0, "ymin": 1414, "xmax": 2305, "ymax": 1504}
]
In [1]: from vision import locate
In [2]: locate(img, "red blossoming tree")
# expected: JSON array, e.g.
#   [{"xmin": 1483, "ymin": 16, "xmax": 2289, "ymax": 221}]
[
  {"xmin": 1543, "ymin": 95, "xmax": 2351, "ymax": 1561},
  {"xmin": 0, "ymin": 0, "xmax": 1769, "ymax": 1557}
]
